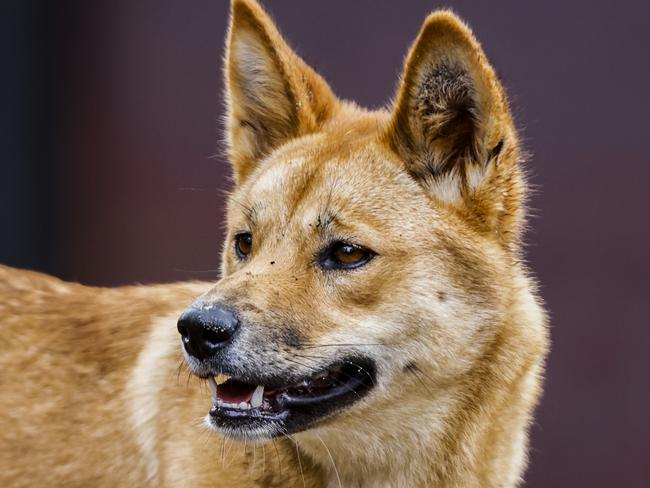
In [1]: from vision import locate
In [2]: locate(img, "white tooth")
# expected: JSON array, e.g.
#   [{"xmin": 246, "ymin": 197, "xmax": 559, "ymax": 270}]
[
  {"xmin": 251, "ymin": 386, "xmax": 264, "ymax": 408},
  {"xmin": 238, "ymin": 402, "xmax": 249, "ymax": 410},
  {"xmin": 208, "ymin": 377, "xmax": 218, "ymax": 403}
]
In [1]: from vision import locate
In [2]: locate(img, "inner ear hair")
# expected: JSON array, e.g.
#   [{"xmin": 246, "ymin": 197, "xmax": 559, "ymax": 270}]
[
  {"xmin": 412, "ymin": 59, "xmax": 482, "ymax": 178},
  {"xmin": 387, "ymin": 11, "xmax": 511, "ymax": 203},
  {"xmin": 486, "ymin": 139, "xmax": 504, "ymax": 164}
]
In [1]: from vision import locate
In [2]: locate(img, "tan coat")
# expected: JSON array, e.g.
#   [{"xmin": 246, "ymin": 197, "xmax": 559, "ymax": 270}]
[{"xmin": 0, "ymin": 1, "xmax": 548, "ymax": 486}]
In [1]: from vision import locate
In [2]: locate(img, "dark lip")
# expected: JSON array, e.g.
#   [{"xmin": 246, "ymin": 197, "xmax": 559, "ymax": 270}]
[
  {"xmin": 280, "ymin": 364, "xmax": 372, "ymax": 406},
  {"xmin": 207, "ymin": 356, "xmax": 376, "ymax": 436}
]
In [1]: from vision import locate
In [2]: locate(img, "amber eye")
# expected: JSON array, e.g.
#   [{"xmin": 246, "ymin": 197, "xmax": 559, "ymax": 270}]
[
  {"xmin": 235, "ymin": 233, "xmax": 253, "ymax": 259},
  {"xmin": 320, "ymin": 241, "xmax": 374, "ymax": 270}
]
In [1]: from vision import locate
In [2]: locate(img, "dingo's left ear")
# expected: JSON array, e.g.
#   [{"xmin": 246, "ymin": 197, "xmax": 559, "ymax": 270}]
[
  {"xmin": 225, "ymin": 0, "xmax": 337, "ymax": 184},
  {"xmin": 386, "ymin": 12, "xmax": 517, "ymax": 206}
]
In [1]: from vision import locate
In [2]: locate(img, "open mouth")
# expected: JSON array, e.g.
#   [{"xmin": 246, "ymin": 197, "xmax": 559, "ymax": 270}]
[{"xmin": 205, "ymin": 358, "xmax": 376, "ymax": 438}]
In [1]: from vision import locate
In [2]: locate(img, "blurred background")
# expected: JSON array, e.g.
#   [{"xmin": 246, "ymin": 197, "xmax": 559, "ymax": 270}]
[{"xmin": 1, "ymin": 1, "xmax": 649, "ymax": 486}]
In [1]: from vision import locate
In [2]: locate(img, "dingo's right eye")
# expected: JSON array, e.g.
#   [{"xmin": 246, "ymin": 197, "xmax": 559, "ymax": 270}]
[{"xmin": 235, "ymin": 233, "xmax": 253, "ymax": 259}]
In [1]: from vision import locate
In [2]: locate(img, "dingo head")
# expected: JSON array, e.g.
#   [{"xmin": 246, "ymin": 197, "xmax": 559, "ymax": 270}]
[{"xmin": 179, "ymin": 0, "xmax": 524, "ymax": 442}]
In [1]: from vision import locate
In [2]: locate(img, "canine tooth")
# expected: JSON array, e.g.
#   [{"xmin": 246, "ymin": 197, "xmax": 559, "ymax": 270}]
[
  {"xmin": 208, "ymin": 377, "xmax": 218, "ymax": 403},
  {"xmin": 251, "ymin": 386, "xmax": 264, "ymax": 408}
]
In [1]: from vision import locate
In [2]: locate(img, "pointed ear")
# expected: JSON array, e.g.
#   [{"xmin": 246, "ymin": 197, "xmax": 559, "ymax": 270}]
[
  {"xmin": 386, "ymin": 11, "xmax": 515, "ymax": 205},
  {"xmin": 225, "ymin": 0, "xmax": 338, "ymax": 184}
]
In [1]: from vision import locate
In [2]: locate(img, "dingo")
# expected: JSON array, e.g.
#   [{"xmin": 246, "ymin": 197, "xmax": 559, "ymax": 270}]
[{"xmin": 0, "ymin": 0, "xmax": 548, "ymax": 486}]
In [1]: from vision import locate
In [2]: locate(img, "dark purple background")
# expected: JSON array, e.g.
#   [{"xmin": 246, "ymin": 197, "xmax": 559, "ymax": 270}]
[{"xmin": 2, "ymin": 1, "xmax": 649, "ymax": 486}]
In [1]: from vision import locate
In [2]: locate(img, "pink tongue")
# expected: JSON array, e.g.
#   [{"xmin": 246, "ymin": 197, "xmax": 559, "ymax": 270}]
[{"xmin": 217, "ymin": 380, "xmax": 256, "ymax": 404}]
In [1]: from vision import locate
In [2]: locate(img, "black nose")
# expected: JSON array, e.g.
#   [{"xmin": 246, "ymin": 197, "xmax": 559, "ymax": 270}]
[{"xmin": 177, "ymin": 305, "xmax": 240, "ymax": 360}]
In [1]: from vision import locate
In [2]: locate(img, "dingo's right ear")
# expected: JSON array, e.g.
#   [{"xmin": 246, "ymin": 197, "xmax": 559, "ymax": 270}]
[
  {"xmin": 385, "ymin": 12, "xmax": 526, "ymax": 250},
  {"xmin": 386, "ymin": 12, "xmax": 515, "ymax": 205},
  {"xmin": 225, "ymin": 0, "xmax": 337, "ymax": 184}
]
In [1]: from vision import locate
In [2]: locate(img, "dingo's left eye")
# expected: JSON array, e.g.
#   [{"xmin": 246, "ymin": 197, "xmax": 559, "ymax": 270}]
[{"xmin": 320, "ymin": 242, "xmax": 374, "ymax": 270}]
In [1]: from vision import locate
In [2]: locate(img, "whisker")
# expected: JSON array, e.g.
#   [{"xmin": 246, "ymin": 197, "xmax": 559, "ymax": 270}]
[
  {"xmin": 299, "ymin": 342, "xmax": 395, "ymax": 349},
  {"xmin": 283, "ymin": 357, "xmax": 318, "ymax": 372},
  {"xmin": 286, "ymin": 433, "xmax": 306, "ymax": 488},
  {"xmin": 251, "ymin": 442, "xmax": 257, "ymax": 477},
  {"xmin": 243, "ymin": 436, "xmax": 248, "ymax": 475},
  {"xmin": 221, "ymin": 436, "xmax": 226, "ymax": 469},
  {"xmin": 316, "ymin": 433, "xmax": 342, "ymax": 488},
  {"xmin": 271, "ymin": 438, "xmax": 283, "ymax": 476},
  {"xmin": 410, "ymin": 369, "xmax": 436, "ymax": 399},
  {"xmin": 262, "ymin": 443, "xmax": 267, "ymax": 477},
  {"xmin": 176, "ymin": 360, "xmax": 186, "ymax": 384}
]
